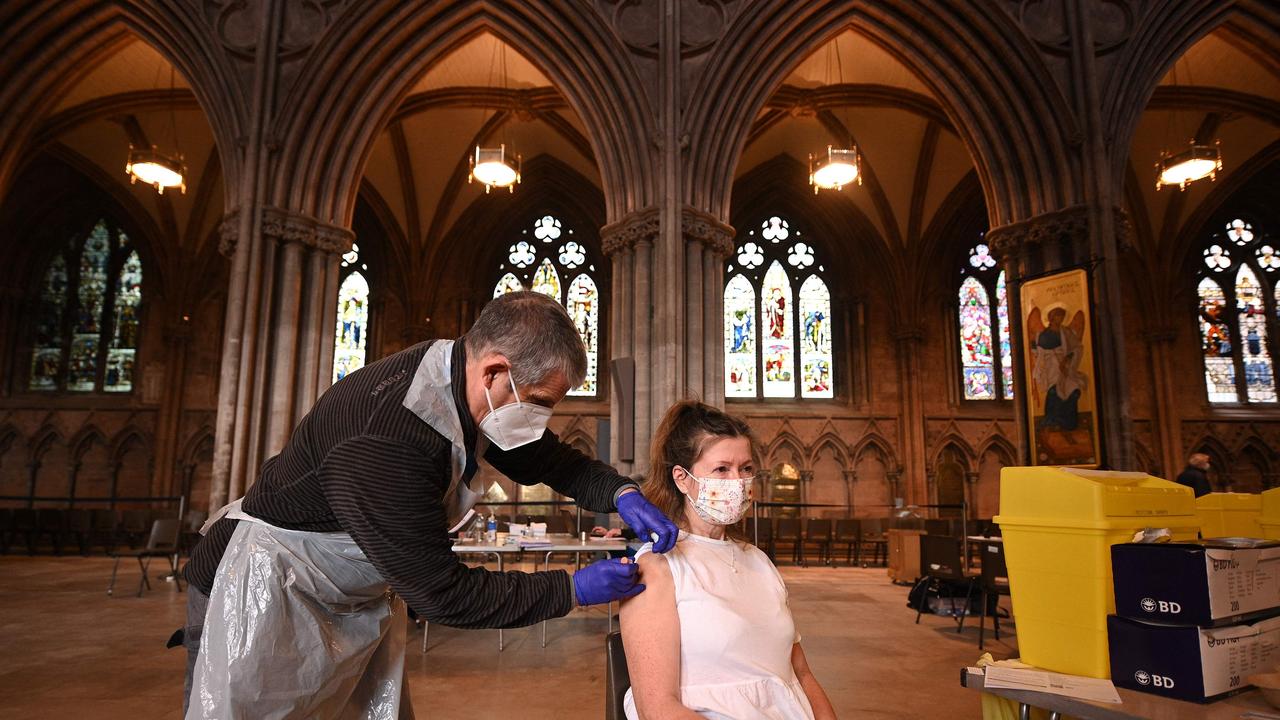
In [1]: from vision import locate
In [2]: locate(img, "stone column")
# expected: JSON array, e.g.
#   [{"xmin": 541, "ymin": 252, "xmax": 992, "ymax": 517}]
[
  {"xmin": 208, "ymin": 207, "xmax": 352, "ymax": 509},
  {"xmin": 799, "ymin": 470, "xmax": 814, "ymax": 508},
  {"xmin": 602, "ymin": 208, "xmax": 660, "ymax": 476},
  {"xmin": 681, "ymin": 207, "xmax": 735, "ymax": 405},
  {"xmin": 152, "ymin": 316, "xmax": 192, "ymax": 499},
  {"xmin": 988, "ymin": 206, "xmax": 1134, "ymax": 468},
  {"xmin": 1143, "ymin": 327, "xmax": 1180, "ymax": 478},
  {"xmin": 842, "ymin": 469, "xmax": 857, "ymax": 516},
  {"xmin": 892, "ymin": 328, "xmax": 926, "ymax": 505}
]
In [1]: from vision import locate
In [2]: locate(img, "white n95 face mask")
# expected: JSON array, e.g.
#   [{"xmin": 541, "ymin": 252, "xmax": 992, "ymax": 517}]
[
  {"xmin": 676, "ymin": 467, "xmax": 754, "ymax": 525},
  {"xmin": 480, "ymin": 373, "xmax": 552, "ymax": 451}
]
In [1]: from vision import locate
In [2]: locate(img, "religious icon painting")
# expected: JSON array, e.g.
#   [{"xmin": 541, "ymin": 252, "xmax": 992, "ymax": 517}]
[{"xmin": 1019, "ymin": 268, "xmax": 1101, "ymax": 467}]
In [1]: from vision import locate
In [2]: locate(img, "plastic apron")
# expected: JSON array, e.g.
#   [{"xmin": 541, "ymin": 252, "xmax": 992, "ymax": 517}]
[
  {"xmin": 187, "ymin": 501, "xmax": 409, "ymax": 720},
  {"xmin": 188, "ymin": 340, "xmax": 478, "ymax": 719}
]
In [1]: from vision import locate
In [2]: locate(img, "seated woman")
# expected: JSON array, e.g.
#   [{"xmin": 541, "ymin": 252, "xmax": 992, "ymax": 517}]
[{"xmin": 620, "ymin": 401, "xmax": 836, "ymax": 719}]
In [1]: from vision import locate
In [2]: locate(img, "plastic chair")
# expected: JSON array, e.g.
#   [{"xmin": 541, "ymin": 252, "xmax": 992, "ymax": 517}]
[
  {"xmin": 859, "ymin": 518, "xmax": 888, "ymax": 566},
  {"xmin": 799, "ymin": 518, "xmax": 832, "ymax": 566},
  {"xmin": 977, "ymin": 540, "xmax": 1012, "ymax": 649},
  {"xmin": 913, "ymin": 535, "xmax": 977, "ymax": 632},
  {"xmin": 121, "ymin": 509, "xmax": 150, "ymax": 548},
  {"xmin": 774, "ymin": 518, "xmax": 801, "ymax": 564},
  {"xmin": 831, "ymin": 519, "xmax": 860, "ymax": 565},
  {"xmin": 605, "ymin": 631, "xmax": 630, "ymax": 720},
  {"xmin": 36, "ymin": 508, "xmax": 67, "ymax": 555},
  {"xmin": 10, "ymin": 509, "xmax": 38, "ymax": 554},
  {"xmin": 91, "ymin": 509, "xmax": 120, "ymax": 553},
  {"xmin": 745, "ymin": 516, "xmax": 774, "ymax": 558},
  {"xmin": 66, "ymin": 509, "xmax": 94, "ymax": 555},
  {"xmin": 108, "ymin": 518, "xmax": 183, "ymax": 597}
]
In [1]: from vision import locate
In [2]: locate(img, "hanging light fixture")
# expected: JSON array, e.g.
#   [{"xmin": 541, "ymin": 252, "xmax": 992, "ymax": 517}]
[
  {"xmin": 807, "ymin": 36, "xmax": 859, "ymax": 194},
  {"xmin": 126, "ymin": 63, "xmax": 186, "ymax": 194},
  {"xmin": 469, "ymin": 143, "xmax": 521, "ymax": 193},
  {"xmin": 468, "ymin": 38, "xmax": 521, "ymax": 193},
  {"xmin": 1156, "ymin": 140, "xmax": 1221, "ymax": 191},
  {"xmin": 127, "ymin": 145, "xmax": 187, "ymax": 194},
  {"xmin": 1155, "ymin": 57, "xmax": 1222, "ymax": 191},
  {"xmin": 809, "ymin": 145, "xmax": 861, "ymax": 193}
]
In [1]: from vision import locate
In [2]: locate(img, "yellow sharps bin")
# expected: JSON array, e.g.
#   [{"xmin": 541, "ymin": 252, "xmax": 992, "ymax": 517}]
[
  {"xmin": 1196, "ymin": 492, "xmax": 1263, "ymax": 538},
  {"xmin": 1263, "ymin": 487, "xmax": 1280, "ymax": 540},
  {"xmin": 993, "ymin": 467, "xmax": 1198, "ymax": 679}
]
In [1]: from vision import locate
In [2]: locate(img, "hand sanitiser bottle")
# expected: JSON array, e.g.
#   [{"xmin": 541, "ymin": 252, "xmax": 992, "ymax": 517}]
[{"xmin": 486, "ymin": 512, "xmax": 497, "ymax": 543}]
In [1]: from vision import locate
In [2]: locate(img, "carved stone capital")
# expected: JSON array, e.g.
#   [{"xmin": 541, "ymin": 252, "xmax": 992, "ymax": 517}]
[
  {"xmin": 601, "ymin": 207, "xmax": 661, "ymax": 257},
  {"xmin": 682, "ymin": 207, "xmax": 735, "ymax": 257},
  {"xmin": 261, "ymin": 207, "xmax": 354, "ymax": 254},
  {"xmin": 986, "ymin": 205, "xmax": 1091, "ymax": 260},
  {"xmin": 217, "ymin": 210, "xmax": 240, "ymax": 258}
]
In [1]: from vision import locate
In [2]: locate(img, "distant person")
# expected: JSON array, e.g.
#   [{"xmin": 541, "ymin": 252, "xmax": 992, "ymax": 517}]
[{"xmin": 1175, "ymin": 453, "xmax": 1213, "ymax": 497}]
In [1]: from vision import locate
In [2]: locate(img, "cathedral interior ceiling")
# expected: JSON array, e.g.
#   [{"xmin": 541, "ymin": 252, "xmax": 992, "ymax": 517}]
[{"xmin": 21, "ymin": 21, "xmax": 1280, "ymax": 295}]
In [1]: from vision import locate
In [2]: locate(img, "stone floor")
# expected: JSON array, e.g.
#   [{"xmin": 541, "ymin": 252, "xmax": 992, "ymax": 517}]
[{"xmin": 0, "ymin": 556, "xmax": 1015, "ymax": 718}]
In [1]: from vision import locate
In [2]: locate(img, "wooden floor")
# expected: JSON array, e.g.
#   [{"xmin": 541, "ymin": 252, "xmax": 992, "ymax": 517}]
[{"xmin": 0, "ymin": 555, "xmax": 1011, "ymax": 718}]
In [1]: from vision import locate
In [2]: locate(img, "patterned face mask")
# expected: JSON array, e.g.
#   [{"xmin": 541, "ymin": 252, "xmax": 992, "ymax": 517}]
[{"xmin": 675, "ymin": 467, "xmax": 754, "ymax": 525}]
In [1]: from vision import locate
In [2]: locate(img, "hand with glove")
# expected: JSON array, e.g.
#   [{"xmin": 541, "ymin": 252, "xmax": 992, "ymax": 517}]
[
  {"xmin": 616, "ymin": 489, "xmax": 679, "ymax": 553},
  {"xmin": 573, "ymin": 557, "xmax": 645, "ymax": 606}
]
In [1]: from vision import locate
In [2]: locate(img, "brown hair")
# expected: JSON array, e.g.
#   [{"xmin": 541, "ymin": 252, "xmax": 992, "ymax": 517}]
[{"xmin": 644, "ymin": 400, "xmax": 757, "ymax": 535}]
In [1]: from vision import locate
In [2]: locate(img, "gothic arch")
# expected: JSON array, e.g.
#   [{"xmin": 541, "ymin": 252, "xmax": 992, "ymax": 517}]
[
  {"xmin": 181, "ymin": 425, "xmax": 216, "ymax": 467},
  {"xmin": 109, "ymin": 427, "xmax": 151, "ymax": 465},
  {"xmin": 1188, "ymin": 434, "xmax": 1234, "ymax": 479},
  {"xmin": 852, "ymin": 433, "xmax": 898, "ymax": 469},
  {"xmin": 807, "ymin": 433, "xmax": 851, "ymax": 470},
  {"xmin": 0, "ymin": 4, "xmax": 245, "ymax": 203},
  {"xmin": 69, "ymin": 426, "xmax": 108, "ymax": 462},
  {"xmin": 685, "ymin": 3, "xmax": 1082, "ymax": 227},
  {"xmin": 28, "ymin": 427, "xmax": 62, "ymax": 460},
  {"xmin": 270, "ymin": 5, "xmax": 653, "ymax": 225},
  {"xmin": 930, "ymin": 435, "xmax": 977, "ymax": 473},
  {"xmin": 975, "ymin": 435, "xmax": 1018, "ymax": 468},
  {"xmin": 765, "ymin": 433, "xmax": 806, "ymax": 469}
]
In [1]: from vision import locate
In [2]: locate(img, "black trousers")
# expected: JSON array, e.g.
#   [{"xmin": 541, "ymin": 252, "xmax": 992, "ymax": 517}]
[{"xmin": 182, "ymin": 586, "xmax": 209, "ymax": 716}]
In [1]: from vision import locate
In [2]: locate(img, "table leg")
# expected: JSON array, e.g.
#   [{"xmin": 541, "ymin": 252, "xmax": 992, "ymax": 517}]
[
  {"xmin": 1018, "ymin": 703, "xmax": 1030, "ymax": 720},
  {"xmin": 421, "ymin": 620, "xmax": 429, "ymax": 654},
  {"xmin": 494, "ymin": 551, "xmax": 505, "ymax": 652},
  {"xmin": 542, "ymin": 550, "xmax": 554, "ymax": 648}
]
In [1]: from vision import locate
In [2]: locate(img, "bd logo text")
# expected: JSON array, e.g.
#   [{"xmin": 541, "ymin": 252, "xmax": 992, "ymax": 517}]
[
  {"xmin": 1140, "ymin": 598, "xmax": 1181, "ymax": 614},
  {"xmin": 1134, "ymin": 670, "xmax": 1175, "ymax": 688}
]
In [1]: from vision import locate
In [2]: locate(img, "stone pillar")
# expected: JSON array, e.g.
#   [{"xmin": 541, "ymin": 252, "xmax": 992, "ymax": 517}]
[
  {"xmin": 681, "ymin": 207, "xmax": 735, "ymax": 406},
  {"xmin": 152, "ymin": 316, "xmax": 192, "ymax": 499},
  {"xmin": 603, "ymin": 208, "xmax": 660, "ymax": 476},
  {"xmin": 1144, "ymin": 327, "xmax": 1180, "ymax": 478},
  {"xmin": 892, "ymin": 328, "xmax": 926, "ymax": 505},
  {"xmin": 842, "ymin": 469, "xmax": 857, "ymax": 516},
  {"xmin": 988, "ymin": 205, "xmax": 1134, "ymax": 468},
  {"xmin": 208, "ymin": 207, "xmax": 352, "ymax": 509},
  {"xmin": 799, "ymin": 469, "xmax": 814, "ymax": 508}
]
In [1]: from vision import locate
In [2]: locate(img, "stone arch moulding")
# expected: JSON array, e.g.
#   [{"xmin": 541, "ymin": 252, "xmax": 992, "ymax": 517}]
[
  {"xmin": 1102, "ymin": 1, "xmax": 1254, "ymax": 191},
  {"xmin": 683, "ymin": 1, "xmax": 1082, "ymax": 228},
  {"xmin": 930, "ymin": 435, "xmax": 977, "ymax": 473},
  {"xmin": 1188, "ymin": 434, "xmax": 1233, "ymax": 477},
  {"xmin": 269, "ymin": 3, "xmax": 656, "ymax": 228},
  {"xmin": 0, "ymin": 3, "xmax": 247, "ymax": 206},
  {"xmin": 69, "ymin": 426, "xmax": 108, "ymax": 463},
  {"xmin": 806, "ymin": 433, "xmax": 852, "ymax": 471},
  {"xmin": 766, "ymin": 433, "xmax": 807, "ymax": 470},
  {"xmin": 976, "ymin": 434, "xmax": 1018, "ymax": 468}
]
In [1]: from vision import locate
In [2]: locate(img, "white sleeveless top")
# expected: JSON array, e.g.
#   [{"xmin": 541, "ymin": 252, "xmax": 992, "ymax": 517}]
[{"xmin": 623, "ymin": 532, "xmax": 815, "ymax": 720}]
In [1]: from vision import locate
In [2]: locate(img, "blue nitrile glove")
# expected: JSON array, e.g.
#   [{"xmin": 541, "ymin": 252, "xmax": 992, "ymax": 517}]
[
  {"xmin": 574, "ymin": 557, "xmax": 644, "ymax": 606},
  {"xmin": 616, "ymin": 490, "xmax": 679, "ymax": 553}
]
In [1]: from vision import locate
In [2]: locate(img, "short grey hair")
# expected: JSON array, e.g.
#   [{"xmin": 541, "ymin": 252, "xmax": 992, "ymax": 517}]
[{"xmin": 464, "ymin": 291, "xmax": 587, "ymax": 388}]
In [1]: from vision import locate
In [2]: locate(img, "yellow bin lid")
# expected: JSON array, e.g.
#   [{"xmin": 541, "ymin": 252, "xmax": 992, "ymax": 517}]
[
  {"xmin": 995, "ymin": 466, "xmax": 1196, "ymax": 529},
  {"xmin": 1263, "ymin": 488, "xmax": 1280, "ymax": 522},
  {"xmin": 1196, "ymin": 492, "xmax": 1261, "ymax": 512}
]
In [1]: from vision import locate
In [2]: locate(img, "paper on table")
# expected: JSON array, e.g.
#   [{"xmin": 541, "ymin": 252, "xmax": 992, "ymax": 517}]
[{"xmin": 982, "ymin": 666, "xmax": 1122, "ymax": 704}]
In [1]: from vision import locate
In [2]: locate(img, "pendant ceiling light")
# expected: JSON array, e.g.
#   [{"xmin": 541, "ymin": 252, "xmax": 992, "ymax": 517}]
[
  {"xmin": 126, "ymin": 146, "xmax": 187, "ymax": 194},
  {"xmin": 1155, "ymin": 57, "xmax": 1222, "ymax": 191},
  {"xmin": 469, "ymin": 39, "xmax": 521, "ymax": 194},
  {"xmin": 126, "ymin": 64, "xmax": 186, "ymax": 194},
  {"xmin": 810, "ymin": 145, "xmax": 861, "ymax": 194},
  {"xmin": 1156, "ymin": 140, "xmax": 1221, "ymax": 191},
  {"xmin": 808, "ymin": 36, "xmax": 860, "ymax": 194}
]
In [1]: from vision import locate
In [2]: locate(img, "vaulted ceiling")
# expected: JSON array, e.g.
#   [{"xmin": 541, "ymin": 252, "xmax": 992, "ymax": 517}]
[{"xmin": 10, "ymin": 20, "xmax": 1280, "ymax": 302}]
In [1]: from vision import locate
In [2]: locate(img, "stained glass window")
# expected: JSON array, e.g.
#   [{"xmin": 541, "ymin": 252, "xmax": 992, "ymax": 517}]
[
  {"xmin": 565, "ymin": 275, "xmax": 599, "ymax": 396},
  {"xmin": 1197, "ymin": 217, "xmax": 1279, "ymax": 403},
  {"xmin": 798, "ymin": 276, "xmax": 832, "ymax": 399},
  {"xmin": 958, "ymin": 277, "xmax": 995, "ymax": 399},
  {"xmin": 491, "ymin": 214, "xmax": 602, "ymax": 397},
  {"xmin": 531, "ymin": 258, "xmax": 562, "ymax": 302},
  {"xmin": 724, "ymin": 275, "xmax": 756, "ymax": 398},
  {"xmin": 105, "ymin": 250, "xmax": 142, "ymax": 392},
  {"xmin": 723, "ymin": 216, "xmax": 833, "ymax": 399},
  {"xmin": 957, "ymin": 243, "xmax": 1013, "ymax": 400},
  {"xmin": 332, "ymin": 243, "xmax": 371, "ymax": 383},
  {"xmin": 996, "ymin": 271, "xmax": 1014, "ymax": 399},
  {"xmin": 28, "ymin": 220, "xmax": 141, "ymax": 392},
  {"xmin": 1236, "ymin": 266, "xmax": 1275, "ymax": 402}
]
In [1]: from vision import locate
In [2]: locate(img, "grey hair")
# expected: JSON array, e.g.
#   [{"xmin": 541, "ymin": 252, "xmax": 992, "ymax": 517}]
[{"xmin": 464, "ymin": 291, "xmax": 587, "ymax": 388}]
